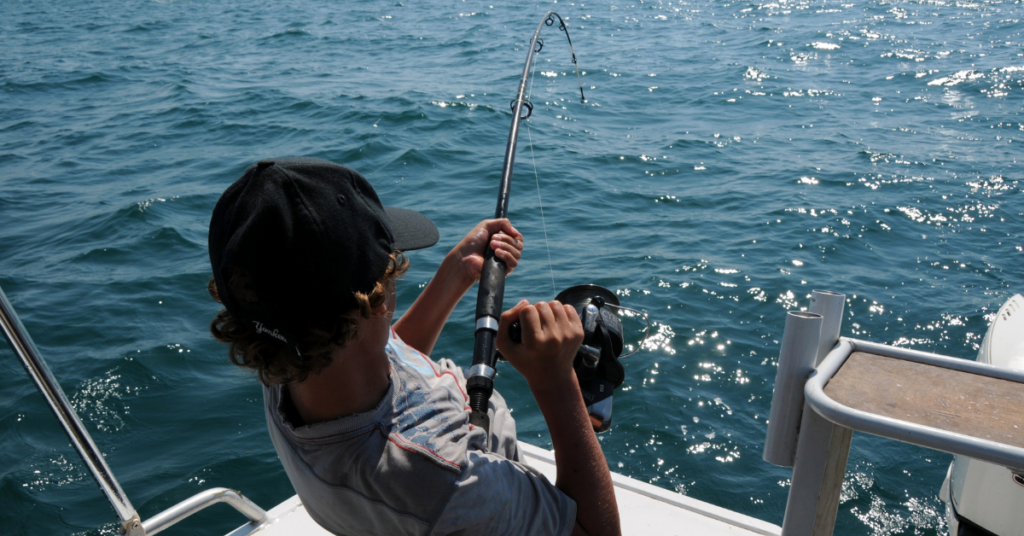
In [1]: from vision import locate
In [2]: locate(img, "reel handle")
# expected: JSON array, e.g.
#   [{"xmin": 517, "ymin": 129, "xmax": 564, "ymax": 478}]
[
  {"xmin": 508, "ymin": 321, "xmax": 522, "ymax": 344},
  {"xmin": 501, "ymin": 319, "xmax": 599, "ymax": 364}
]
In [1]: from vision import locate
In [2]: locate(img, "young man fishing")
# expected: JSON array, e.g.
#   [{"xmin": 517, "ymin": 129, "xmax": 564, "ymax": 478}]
[{"xmin": 207, "ymin": 157, "xmax": 620, "ymax": 536}]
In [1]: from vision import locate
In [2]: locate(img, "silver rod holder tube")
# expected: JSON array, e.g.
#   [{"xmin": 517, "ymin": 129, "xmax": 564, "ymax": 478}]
[
  {"xmin": 809, "ymin": 290, "xmax": 845, "ymax": 366},
  {"xmin": 763, "ymin": 311, "xmax": 823, "ymax": 467},
  {"xmin": 142, "ymin": 487, "xmax": 267, "ymax": 536},
  {"xmin": 0, "ymin": 286, "xmax": 138, "ymax": 526},
  {"xmin": 782, "ymin": 290, "xmax": 850, "ymax": 536}
]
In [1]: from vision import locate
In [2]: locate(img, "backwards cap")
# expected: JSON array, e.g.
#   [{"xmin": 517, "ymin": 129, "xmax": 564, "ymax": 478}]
[{"xmin": 209, "ymin": 157, "xmax": 438, "ymax": 353}]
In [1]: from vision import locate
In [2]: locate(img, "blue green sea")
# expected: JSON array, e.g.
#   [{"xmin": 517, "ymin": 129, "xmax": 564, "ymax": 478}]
[{"xmin": 1, "ymin": 0, "xmax": 1021, "ymax": 534}]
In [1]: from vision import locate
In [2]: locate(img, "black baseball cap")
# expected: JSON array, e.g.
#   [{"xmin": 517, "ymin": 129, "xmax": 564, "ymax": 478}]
[{"xmin": 209, "ymin": 157, "xmax": 439, "ymax": 354}]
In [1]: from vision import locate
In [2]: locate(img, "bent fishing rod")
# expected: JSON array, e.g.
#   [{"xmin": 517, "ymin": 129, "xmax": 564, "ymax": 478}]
[{"xmin": 466, "ymin": 11, "xmax": 585, "ymax": 432}]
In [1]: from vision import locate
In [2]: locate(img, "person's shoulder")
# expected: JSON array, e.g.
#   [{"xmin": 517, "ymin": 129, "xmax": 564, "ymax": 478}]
[
  {"xmin": 383, "ymin": 328, "xmax": 487, "ymax": 470},
  {"xmin": 386, "ymin": 327, "xmax": 443, "ymax": 376}
]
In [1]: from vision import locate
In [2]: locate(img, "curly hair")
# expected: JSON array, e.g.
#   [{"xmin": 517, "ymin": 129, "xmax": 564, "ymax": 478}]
[{"xmin": 209, "ymin": 251, "xmax": 409, "ymax": 386}]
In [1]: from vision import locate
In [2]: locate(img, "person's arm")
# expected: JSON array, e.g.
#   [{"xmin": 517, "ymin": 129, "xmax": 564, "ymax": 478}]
[
  {"xmin": 496, "ymin": 300, "xmax": 621, "ymax": 536},
  {"xmin": 394, "ymin": 218, "xmax": 523, "ymax": 355}
]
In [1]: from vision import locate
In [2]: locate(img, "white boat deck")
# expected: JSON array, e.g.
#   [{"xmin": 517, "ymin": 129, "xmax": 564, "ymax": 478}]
[
  {"xmin": 225, "ymin": 442, "xmax": 780, "ymax": 536},
  {"xmin": 520, "ymin": 443, "xmax": 780, "ymax": 536}
]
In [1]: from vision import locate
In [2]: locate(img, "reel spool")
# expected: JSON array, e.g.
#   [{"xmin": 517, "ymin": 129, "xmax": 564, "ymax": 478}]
[{"xmin": 557, "ymin": 285, "xmax": 625, "ymax": 433}]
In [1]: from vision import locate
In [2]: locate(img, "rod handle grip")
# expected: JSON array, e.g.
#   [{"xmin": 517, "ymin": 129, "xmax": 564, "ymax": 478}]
[{"xmin": 474, "ymin": 250, "xmax": 507, "ymax": 325}]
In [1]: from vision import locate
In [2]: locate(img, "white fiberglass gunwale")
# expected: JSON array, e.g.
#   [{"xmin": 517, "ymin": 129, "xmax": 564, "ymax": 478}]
[{"xmin": 224, "ymin": 442, "xmax": 782, "ymax": 536}]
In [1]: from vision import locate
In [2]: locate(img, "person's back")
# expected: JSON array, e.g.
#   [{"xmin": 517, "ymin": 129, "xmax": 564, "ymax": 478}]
[{"xmin": 207, "ymin": 158, "xmax": 620, "ymax": 536}]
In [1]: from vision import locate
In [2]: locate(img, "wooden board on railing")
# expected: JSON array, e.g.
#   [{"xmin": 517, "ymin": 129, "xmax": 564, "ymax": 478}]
[{"xmin": 824, "ymin": 351, "xmax": 1024, "ymax": 447}]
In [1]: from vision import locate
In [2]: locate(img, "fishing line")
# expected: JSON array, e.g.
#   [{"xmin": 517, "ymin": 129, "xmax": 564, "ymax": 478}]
[
  {"xmin": 602, "ymin": 303, "xmax": 652, "ymax": 358},
  {"xmin": 523, "ymin": 41, "xmax": 558, "ymax": 295},
  {"xmin": 526, "ymin": 125, "xmax": 556, "ymax": 295}
]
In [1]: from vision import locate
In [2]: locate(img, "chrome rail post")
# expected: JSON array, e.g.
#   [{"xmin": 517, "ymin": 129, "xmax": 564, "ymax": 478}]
[{"xmin": 0, "ymin": 285, "xmax": 142, "ymax": 535}]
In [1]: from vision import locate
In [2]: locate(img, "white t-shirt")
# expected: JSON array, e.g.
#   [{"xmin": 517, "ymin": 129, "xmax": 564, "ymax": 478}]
[{"xmin": 264, "ymin": 328, "xmax": 576, "ymax": 536}]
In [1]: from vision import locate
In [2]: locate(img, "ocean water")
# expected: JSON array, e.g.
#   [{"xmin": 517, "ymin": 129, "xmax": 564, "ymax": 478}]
[{"xmin": 1, "ymin": 0, "xmax": 1021, "ymax": 534}]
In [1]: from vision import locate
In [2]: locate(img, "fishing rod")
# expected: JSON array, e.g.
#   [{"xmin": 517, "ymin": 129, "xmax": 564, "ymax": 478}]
[{"xmin": 465, "ymin": 11, "xmax": 587, "ymax": 432}]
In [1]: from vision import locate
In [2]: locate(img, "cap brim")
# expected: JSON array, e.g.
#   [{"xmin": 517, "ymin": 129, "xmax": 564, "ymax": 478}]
[{"xmin": 385, "ymin": 207, "xmax": 439, "ymax": 251}]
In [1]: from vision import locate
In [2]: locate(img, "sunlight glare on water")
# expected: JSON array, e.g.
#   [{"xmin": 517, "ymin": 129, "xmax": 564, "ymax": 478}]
[{"xmin": 1, "ymin": 0, "xmax": 1022, "ymax": 535}]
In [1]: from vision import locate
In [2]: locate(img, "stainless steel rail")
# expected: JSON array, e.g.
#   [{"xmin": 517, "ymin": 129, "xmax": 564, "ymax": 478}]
[
  {"xmin": 2, "ymin": 284, "xmax": 268, "ymax": 535},
  {"xmin": 0, "ymin": 285, "xmax": 142, "ymax": 534},
  {"xmin": 142, "ymin": 488, "xmax": 267, "ymax": 536},
  {"xmin": 804, "ymin": 337, "xmax": 1024, "ymax": 472}
]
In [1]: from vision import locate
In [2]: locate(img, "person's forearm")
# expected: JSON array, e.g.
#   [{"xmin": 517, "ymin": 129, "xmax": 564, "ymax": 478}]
[
  {"xmin": 533, "ymin": 378, "xmax": 620, "ymax": 536},
  {"xmin": 393, "ymin": 254, "xmax": 473, "ymax": 355}
]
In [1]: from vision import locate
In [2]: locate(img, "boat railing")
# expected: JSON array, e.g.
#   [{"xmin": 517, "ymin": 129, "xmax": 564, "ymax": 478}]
[
  {"xmin": 142, "ymin": 488, "xmax": 267, "ymax": 535},
  {"xmin": 0, "ymin": 285, "xmax": 267, "ymax": 536},
  {"xmin": 765, "ymin": 290, "xmax": 1024, "ymax": 536}
]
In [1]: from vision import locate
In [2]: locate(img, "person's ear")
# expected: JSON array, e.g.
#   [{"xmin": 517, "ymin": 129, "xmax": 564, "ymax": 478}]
[{"xmin": 371, "ymin": 300, "xmax": 388, "ymax": 316}]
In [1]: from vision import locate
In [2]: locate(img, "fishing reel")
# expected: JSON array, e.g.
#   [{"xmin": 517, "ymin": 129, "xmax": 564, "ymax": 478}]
[{"xmin": 505, "ymin": 284, "xmax": 650, "ymax": 433}]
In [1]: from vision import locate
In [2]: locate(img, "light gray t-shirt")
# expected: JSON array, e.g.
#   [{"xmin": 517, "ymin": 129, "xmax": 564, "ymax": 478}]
[{"xmin": 264, "ymin": 328, "xmax": 576, "ymax": 536}]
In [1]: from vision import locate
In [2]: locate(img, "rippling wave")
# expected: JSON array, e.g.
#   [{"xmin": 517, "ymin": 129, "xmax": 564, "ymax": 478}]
[{"xmin": 1, "ymin": 0, "xmax": 1021, "ymax": 534}]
